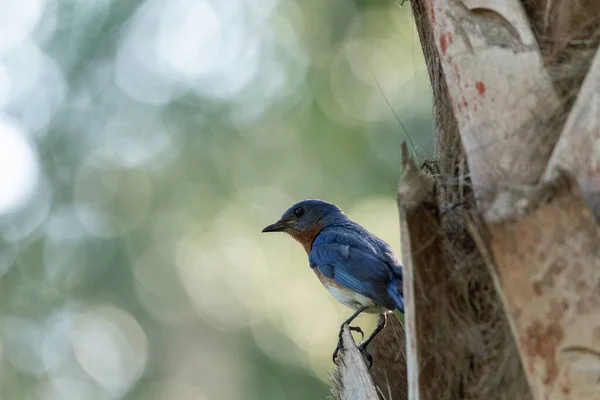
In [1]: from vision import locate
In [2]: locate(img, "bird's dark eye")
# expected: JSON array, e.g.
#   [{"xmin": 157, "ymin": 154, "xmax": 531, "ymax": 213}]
[{"xmin": 293, "ymin": 206, "xmax": 305, "ymax": 218}]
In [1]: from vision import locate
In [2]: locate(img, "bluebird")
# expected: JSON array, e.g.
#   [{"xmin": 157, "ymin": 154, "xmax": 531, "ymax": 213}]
[{"xmin": 262, "ymin": 199, "xmax": 404, "ymax": 366}]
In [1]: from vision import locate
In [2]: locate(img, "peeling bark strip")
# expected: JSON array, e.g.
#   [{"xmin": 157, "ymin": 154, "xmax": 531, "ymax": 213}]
[
  {"xmin": 544, "ymin": 46, "xmax": 600, "ymax": 219},
  {"xmin": 470, "ymin": 174, "xmax": 600, "ymax": 399},
  {"xmin": 331, "ymin": 313, "xmax": 408, "ymax": 400},
  {"xmin": 426, "ymin": 0, "xmax": 561, "ymax": 201},
  {"xmin": 332, "ymin": 326, "xmax": 379, "ymax": 400},
  {"xmin": 397, "ymin": 150, "xmax": 445, "ymax": 400}
]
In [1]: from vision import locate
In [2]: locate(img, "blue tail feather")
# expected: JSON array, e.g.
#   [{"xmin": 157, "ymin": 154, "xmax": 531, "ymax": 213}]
[{"xmin": 387, "ymin": 278, "xmax": 404, "ymax": 313}]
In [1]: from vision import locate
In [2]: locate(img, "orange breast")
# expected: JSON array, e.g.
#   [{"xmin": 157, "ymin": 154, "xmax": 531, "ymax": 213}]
[{"xmin": 289, "ymin": 224, "xmax": 323, "ymax": 254}]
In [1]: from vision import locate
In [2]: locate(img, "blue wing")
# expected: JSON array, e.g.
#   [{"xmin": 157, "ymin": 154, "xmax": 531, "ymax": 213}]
[{"xmin": 309, "ymin": 228, "xmax": 404, "ymax": 311}]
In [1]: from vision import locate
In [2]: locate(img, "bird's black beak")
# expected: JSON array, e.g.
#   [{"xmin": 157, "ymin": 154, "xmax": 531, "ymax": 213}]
[{"xmin": 262, "ymin": 220, "xmax": 287, "ymax": 233}]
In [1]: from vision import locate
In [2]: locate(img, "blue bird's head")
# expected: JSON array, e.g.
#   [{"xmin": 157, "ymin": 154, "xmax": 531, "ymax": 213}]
[{"xmin": 262, "ymin": 199, "xmax": 346, "ymax": 237}]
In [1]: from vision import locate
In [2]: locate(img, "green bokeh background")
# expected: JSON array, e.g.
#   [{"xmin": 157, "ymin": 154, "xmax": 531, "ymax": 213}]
[{"xmin": 0, "ymin": 0, "xmax": 433, "ymax": 398}]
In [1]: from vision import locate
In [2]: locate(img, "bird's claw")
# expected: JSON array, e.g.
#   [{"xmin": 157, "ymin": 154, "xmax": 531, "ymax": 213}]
[
  {"xmin": 337, "ymin": 323, "xmax": 363, "ymax": 339},
  {"xmin": 332, "ymin": 324, "xmax": 364, "ymax": 364},
  {"xmin": 348, "ymin": 325, "xmax": 364, "ymax": 340},
  {"xmin": 358, "ymin": 343, "xmax": 373, "ymax": 369},
  {"xmin": 333, "ymin": 342, "xmax": 374, "ymax": 368},
  {"xmin": 332, "ymin": 343, "xmax": 341, "ymax": 364}
]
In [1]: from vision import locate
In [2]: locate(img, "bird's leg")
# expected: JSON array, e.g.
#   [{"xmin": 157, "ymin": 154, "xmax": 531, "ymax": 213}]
[
  {"xmin": 358, "ymin": 312, "xmax": 388, "ymax": 368},
  {"xmin": 332, "ymin": 306, "xmax": 367, "ymax": 363}
]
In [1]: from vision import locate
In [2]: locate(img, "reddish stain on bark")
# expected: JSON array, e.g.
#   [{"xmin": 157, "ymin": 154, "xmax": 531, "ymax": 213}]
[
  {"xmin": 440, "ymin": 34, "xmax": 448, "ymax": 55},
  {"xmin": 453, "ymin": 64, "xmax": 461, "ymax": 84},
  {"xmin": 476, "ymin": 81, "xmax": 486, "ymax": 97},
  {"xmin": 522, "ymin": 318, "xmax": 564, "ymax": 386},
  {"xmin": 424, "ymin": 0, "xmax": 435, "ymax": 23}
]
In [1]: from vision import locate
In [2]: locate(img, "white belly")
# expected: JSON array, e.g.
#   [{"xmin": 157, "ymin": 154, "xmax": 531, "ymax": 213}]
[{"xmin": 324, "ymin": 283, "xmax": 383, "ymax": 313}]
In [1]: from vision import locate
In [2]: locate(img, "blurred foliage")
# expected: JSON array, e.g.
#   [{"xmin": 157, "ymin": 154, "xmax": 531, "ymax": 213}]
[{"xmin": 0, "ymin": 0, "xmax": 432, "ymax": 398}]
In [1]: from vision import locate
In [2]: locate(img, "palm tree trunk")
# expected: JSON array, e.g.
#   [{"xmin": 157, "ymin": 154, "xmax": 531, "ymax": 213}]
[{"xmin": 333, "ymin": 1, "xmax": 600, "ymax": 399}]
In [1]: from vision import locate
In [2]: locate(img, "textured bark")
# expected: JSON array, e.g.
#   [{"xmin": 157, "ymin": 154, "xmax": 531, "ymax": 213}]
[
  {"xmin": 469, "ymin": 173, "xmax": 600, "ymax": 399},
  {"xmin": 405, "ymin": 2, "xmax": 533, "ymax": 399},
  {"xmin": 332, "ymin": 0, "xmax": 600, "ymax": 398},
  {"xmin": 544, "ymin": 47, "xmax": 600, "ymax": 219},
  {"xmin": 368, "ymin": 315, "xmax": 408, "ymax": 400},
  {"xmin": 331, "ymin": 326, "xmax": 379, "ymax": 400},
  {"xmin": 425, "ymin": 0, "xmax": 562, "ymax": 203},
  {"xmin": 410, "ymin": 0, "xmax": 463, "ymax": 187},
  {"xmin": 331, "ymin": 318, "xmax": 407, "ymax": 400},
  {"xmin": 397, "ymin": 153, "xmax": 441, "ymax": 400}
]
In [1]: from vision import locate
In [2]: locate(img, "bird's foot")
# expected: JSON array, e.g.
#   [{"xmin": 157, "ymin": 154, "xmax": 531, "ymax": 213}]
[
  {"xmin": 357, "ymin": 343, "xmax": 373, "ymax": 369},
  {"xmin": 332, "ymin": 325, "xmax": 365, "ymax": 364},
  {"xmin": 337, "ymin": 323, "xmax": 364, "ymax": 339},
  {"xmin": 349, "ymin": 325, "xmax": 364, "ymax": 340}
]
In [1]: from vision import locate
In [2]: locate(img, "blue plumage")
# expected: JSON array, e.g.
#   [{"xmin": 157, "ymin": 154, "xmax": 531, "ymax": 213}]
[
  {"xmin": 262, "ymin": 199, "xmax": 404, "ymax": 365},
  {"xmin": 309, "ymin": 227, "xmax": 404, "ymax": 312}
]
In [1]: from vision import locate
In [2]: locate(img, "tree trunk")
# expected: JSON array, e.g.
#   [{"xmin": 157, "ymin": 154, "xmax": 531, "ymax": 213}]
[{"xmin": 332, "ymin": 0, "xmax": 600, "ymax": 399}]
